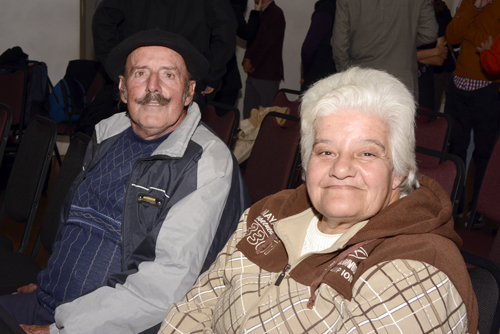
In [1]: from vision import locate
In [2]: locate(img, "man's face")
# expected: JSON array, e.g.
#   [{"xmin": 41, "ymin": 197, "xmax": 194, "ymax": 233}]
[{"xmin": 119, "ymin": 46, "xmax": 196, "ymax": 140}]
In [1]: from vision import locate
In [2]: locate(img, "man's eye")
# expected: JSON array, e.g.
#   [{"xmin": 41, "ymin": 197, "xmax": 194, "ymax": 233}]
[
  {"xmin": 165, "ymin": 73, "xmax": 173, "ymax": 79},
  {"xmin": 361, "ymin": 152, "xmax": 376, "ymax": 157},
  {"xmin": 320, "ymin": 151, "xmax": 332, "ymax": 156},
  {"xmin": 135, "ymin": 71, "xmax": 144, "ymax": 77}
]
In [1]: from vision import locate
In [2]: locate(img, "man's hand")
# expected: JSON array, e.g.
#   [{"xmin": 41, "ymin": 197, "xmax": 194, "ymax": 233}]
[
  {"xmin": 474, "ymin": 0, "xmax": 495, "ymax": 8},
  {"xmin": 243, "ymin": 59, "xmax": 254, "ymax": 73},
  {"xmin": 201, "ymin": 86, "xmax": 215, "ymax": 96},
  {"xmin": 255, "ymin": 0, "xmax": 264, "ymax": 11},
  {"xmin": 20, "ymin": 324, "xmax": 50, "ymax": 334},
  {"xmin": 436, "ymin": 40, "xmax": 448, "ymax": 58},
  {"xmin": 14, "ymin": 284, "xmax": 37, "ymax": 294},
  {"xmin": 477, "ymin": 35, "xmax": 493, "ymax": 53}
]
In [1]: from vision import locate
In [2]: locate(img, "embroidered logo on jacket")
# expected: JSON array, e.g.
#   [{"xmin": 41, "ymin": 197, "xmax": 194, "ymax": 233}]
[
  {"xmin": 247, "ymin": 209, "xmax": 278, "ymax": 251},
  {"xmin": 330, "ymin": 247, "xmax": 368, "ymax": 284}
]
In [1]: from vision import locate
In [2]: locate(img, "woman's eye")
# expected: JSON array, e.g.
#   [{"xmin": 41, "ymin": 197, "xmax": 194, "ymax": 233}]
[{"xmin": 360, "ymin": 152, "xmax": 377, "ymax": 158}]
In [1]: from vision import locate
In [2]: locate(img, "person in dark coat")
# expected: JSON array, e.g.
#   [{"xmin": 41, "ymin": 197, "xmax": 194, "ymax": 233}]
[
  {"xmin": 300, "ymin": 0, "xmax": 336, "ymax": 91},
  {"xmin": 92, "ymin": 0, "xmax": 237, "ymax": 108},
  {"xmin": 242, "ymin": 0, "xmax": 286, "ymax": 119}
]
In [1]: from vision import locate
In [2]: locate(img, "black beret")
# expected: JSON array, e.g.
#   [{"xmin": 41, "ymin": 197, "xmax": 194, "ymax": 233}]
[{"xmin": 105, "ymin": 29, "xmax": 209, "ymax": 82}]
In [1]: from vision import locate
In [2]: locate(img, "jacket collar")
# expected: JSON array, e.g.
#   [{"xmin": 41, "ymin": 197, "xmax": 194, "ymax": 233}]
[
  {"xmin": 237, "ymin": 174, "xmax": 459, "ymax": 273},
  {"xmin": 274, "ymin": 208, "xmax": 368, "ymax": 267},
  {"xmin": 94, "ymin": 103, "xmax": 201, "ymax": 158}
]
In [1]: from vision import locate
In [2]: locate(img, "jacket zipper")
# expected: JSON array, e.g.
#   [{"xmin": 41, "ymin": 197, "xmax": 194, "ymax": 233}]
[
  {"xmin": 237, "ymin": 264, "xmax": 292, "ymax": 334},
  {"xmin": 275, "ymin": 264, "xmax": 294, "ymax": 333},
  {"xmin": 275, "ymin": 264, "xmax": 291, "ymax": 286}
]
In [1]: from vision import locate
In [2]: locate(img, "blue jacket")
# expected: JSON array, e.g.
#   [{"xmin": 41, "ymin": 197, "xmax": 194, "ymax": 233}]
[{"xmin": 49, "ymin": 104, "xmax": 250, "ymax": 333}]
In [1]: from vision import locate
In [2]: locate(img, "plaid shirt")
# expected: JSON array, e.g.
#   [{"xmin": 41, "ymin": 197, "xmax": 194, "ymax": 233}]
[
  {"xmin": 160, "ymin": 210, "xmax": 471, "ymax": 334},
  {"xmin": 453, "ymin": 75, "xmax": 492, "ymax": 91}
]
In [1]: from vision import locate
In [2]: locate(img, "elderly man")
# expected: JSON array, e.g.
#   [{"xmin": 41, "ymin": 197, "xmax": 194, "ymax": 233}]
[
  {"xmin": 158, "ymin": 68, "xmax": 478, "ymax": 333},
  {"xmin": 0, "ymin": 30, "xmax": 249, "ymax": 334}
]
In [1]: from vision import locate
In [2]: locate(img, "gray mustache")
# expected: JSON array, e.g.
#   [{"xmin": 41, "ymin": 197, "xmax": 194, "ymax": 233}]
[{"xmin": 136, "ymin": 92, "xmax": 171, "ymax": 106}]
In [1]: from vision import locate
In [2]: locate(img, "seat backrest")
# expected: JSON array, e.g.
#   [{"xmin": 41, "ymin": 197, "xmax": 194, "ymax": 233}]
[
  {"xmin": 35, "ymin": 132, "xmax": 91, "ymax": 256},
  {"xmin": 475, "ymin": 135, "xmax": 500, "ymax": 226},
  {"xmin": 461, "ymin": 250, "xmax": 500, "ymax": 334},
  {"xmin": 244, "ymin": 112, "xmax": 301, "ymax": 204},
  {"xmin": 416, "ymin": 147, "xmax": 464, "ymax": 217},
  {"xmin": 0, "ymin": 115, "xmax": 57, "ymax": 253},
  {"xmin": 201, "ymin": 102, "xmax": 239, "ymax": 149},
  {"xmin": 272, "ymin": 89, "xmax": 301, "ymax": 119},
  {"xmin": 415, "ymin": 109, "xmax": 452, "ymax": 168},
  {"xmin": 0, "ymin": 67, "xmax": 27, "ymax": 130},
  {"xmin": 85, "ymin": 64, "xmax": 105, "ymax": 102},
  {"xmin": 0, "ymin": 103, "xmax": 13, "ymax": 169},
  {"xmin": 467, "ymin": 134, "xmax": 500, "ymax": 262}
]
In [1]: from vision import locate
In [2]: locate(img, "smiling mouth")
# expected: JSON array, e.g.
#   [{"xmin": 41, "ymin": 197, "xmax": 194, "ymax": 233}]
[{"xmin": 325, "ymin": 185, "xmax": 360, "ymax": 190}]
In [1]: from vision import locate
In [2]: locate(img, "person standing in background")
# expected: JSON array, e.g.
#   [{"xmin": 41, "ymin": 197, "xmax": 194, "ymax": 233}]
[
  {"xmin": 92, "ymin": 0, "xmax": 237, "ymax": 109},
  {"xmin": 213, "ymin": 0, "xmax": 248, "ymax": 110},
  {"xmin": 417, "ymin": 0, "xmax": 452, "ymax": 111},
  {"xmin": 300, "ymin": 0, "xmax": 336, "ymax": 91},
  {"xmin": 444, "ymin": 0, "xmax": 500, "ymax": 222},
  {"xmin": 332, "ymin": 0, "xmax": 438, "ymax": 99},
  {"xmin": 242, "ymin": 0, "xmax": 286, "ymax": 119}
]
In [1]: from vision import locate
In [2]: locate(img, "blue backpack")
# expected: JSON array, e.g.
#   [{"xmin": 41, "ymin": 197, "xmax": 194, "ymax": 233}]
[{"xmin": 49, "ymin": 78, "xmax": 87, "ymax": 123}]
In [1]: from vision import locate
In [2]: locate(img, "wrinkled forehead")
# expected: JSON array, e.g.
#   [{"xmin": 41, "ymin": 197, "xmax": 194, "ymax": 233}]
[{"xmin": 125, "ymin": 45, "xmax": 188, "ymax": 76}]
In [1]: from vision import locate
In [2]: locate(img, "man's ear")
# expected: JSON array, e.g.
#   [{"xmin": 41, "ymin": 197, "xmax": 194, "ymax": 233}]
[
  {"xmin": 118, "ymin": 76, "xmax": 128, "ymax": 104},
  {"xmin": 184, "ymin": 80, "xmax": 196, "ymax": 107}
]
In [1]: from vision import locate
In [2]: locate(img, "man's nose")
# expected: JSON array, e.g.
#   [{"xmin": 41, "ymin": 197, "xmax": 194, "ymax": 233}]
[{"xmin": 147, "ymin": 73, "xmax": 161, "ymax": 93}]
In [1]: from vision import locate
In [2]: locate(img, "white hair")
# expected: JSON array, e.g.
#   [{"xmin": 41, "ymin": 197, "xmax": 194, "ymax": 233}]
[{"xmin": 300, "ymin": 67, "xmax": 419, "ymax": 196}]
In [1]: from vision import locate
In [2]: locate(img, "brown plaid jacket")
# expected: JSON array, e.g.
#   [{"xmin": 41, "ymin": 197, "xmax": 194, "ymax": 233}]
[{"xmin": 160, "ymin": 176, "xmax": 477, "ymax": 333}]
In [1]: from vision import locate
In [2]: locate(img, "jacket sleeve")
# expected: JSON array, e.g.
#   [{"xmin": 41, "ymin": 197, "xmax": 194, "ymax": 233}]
[
  {"xmin": 340, "ymin": 260, "xmax": 469, "ymax": 333},
  {"xmin": 446, "ymin": 0, "xmax": 488, "ymax": 46},
  {"xmin": 416, "ymin": 0, "xmax": 439, "ymax": 47},
  {"xmin": 157, "ymin": 210, "xmax": 249, "ymax": 334},
  {"xmin": 91, "ymin": 0, "xmax": 124, "ymax": 66},
  {"xmin": 204, "ymin": 0, "xmax": 238, "ymax": 88},
  {"xmin": 481, "ymin": 34, "xmax": 500, "ymax": 74},
  {"xmin": 332, "ymin": 0, "xmax": 351, "ymax": 72},
  {"xmin": 238, "ymin": 10, "xmax": 261, "ymax": 44},
  {"xmin": 50, "ymin": 147, "xmax": 239, "ymax": 334},
  {"xmin": 301, "ymin": 11, "xmax": 334, "ymax": 75}
]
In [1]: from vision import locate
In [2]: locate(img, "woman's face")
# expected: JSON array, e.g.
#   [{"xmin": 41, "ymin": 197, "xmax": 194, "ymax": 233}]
[{"xmin": 306, "ymin": 113, "xmax": 403, "ymax": 230}]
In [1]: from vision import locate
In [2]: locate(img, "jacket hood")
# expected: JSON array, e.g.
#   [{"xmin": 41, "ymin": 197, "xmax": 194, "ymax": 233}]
[
  {"xmin": 349, "ymin": 173, "xmax": 461, "ymax": 248},
  {"xmin": 94, "ymin": 103, "xmax": 202, "ymax": 158}
]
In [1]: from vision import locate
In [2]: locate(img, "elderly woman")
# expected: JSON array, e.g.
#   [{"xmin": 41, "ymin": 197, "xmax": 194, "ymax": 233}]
[{"xmin": 159, "ymin": 68, "xmax": 478, "ymax": 333}]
